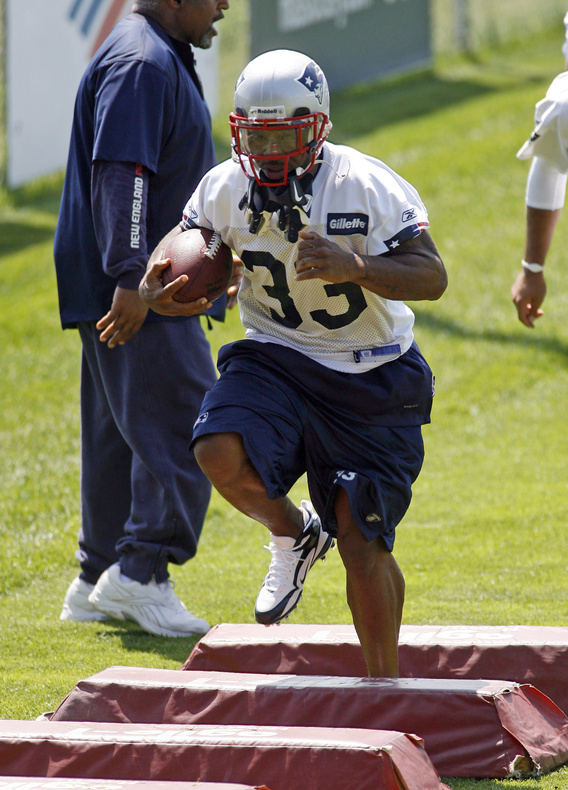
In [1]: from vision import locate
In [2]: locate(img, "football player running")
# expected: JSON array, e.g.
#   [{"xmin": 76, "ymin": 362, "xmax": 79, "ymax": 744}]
[{"xmin": 140, "ymin": 50, "xmax": 447, "ymax": 677}]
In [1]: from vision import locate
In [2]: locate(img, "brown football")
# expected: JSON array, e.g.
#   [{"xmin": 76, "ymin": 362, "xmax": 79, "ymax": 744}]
[{"xmin": 161, "ymin": 227, "xmax": 233, "ymax": 303}]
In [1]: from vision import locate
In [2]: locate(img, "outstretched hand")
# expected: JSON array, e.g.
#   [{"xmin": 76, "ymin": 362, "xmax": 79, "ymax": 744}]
[{"xmin": 511, "ymin": 269, "xmax": 546, "ymax": 328}]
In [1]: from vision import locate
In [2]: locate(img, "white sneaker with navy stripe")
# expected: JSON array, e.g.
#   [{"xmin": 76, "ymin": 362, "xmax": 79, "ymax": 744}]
[{"xmin": 254, "ymin": 500, "xmax": 334, "ymax": 625}]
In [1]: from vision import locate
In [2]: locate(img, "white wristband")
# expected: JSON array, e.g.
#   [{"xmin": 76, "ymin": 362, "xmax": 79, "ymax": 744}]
[{"xmin": 522, "ymin": 260, "xmax": 545, "ymax": 273}]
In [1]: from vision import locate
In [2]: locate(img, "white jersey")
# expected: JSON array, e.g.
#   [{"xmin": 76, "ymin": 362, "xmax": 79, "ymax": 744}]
[
  {"xmin": 183, "ymin": 142, "xmax": 429, "ymax": 373},
  {"xmin": 517, "ymin": 72, "xmax": 568, "ymax": 173}
]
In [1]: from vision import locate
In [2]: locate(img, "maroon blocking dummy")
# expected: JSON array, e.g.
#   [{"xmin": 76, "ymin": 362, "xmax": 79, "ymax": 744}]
[
  {"xmin": 184, "ymin": 623, "xmax": 568, "ymax": 714},
  {"xmin": 0, "ymin": 782, "xmax": 268, "ymax": 790},
  {"xmin": 49, "ymin": 666, "xmax": 568, "ymax": 778},
  {"xmin": 0, "ymin": 720, "xmax": 449, "ymax": 790}
]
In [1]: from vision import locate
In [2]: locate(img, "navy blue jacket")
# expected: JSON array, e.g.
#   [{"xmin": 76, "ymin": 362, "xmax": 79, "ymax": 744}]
[{"xmin": 54, "ymin": 13, "xmax": 220, "ymax": 327}]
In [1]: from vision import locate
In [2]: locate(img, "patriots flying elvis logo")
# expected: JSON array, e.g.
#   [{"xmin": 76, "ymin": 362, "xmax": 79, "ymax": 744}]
[{"xmin": 296, "ymin": 61, "xmax": 325, "ymax": 105}]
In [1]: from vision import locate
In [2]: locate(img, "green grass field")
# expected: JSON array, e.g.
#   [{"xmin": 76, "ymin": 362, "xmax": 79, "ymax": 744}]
[{"xmin": 2, "ymin": 27, "xmax": 568, "ymax": 790}]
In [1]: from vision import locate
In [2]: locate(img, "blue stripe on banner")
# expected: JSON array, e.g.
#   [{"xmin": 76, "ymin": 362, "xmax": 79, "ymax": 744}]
[
  {"xmin": 69, "ymin": 0, "xmax": 86, "ymax": 21},
  {"xmin": 81, "ymin": 0, "xmax": 106, "ymax": 35}
]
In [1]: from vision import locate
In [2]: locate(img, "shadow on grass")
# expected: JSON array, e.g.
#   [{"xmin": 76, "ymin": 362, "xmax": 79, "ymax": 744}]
[
  {"xmin": 0, "ymin": 173, "xmax": 64, "ymax": 255},
  {"xmin": 0, "ymin": 221, "xmax": 56, "ymax": 256},
  {"xmin": 330, "ymin": 67, "xmax": 546, "ymax": 141},
  {"xmin": 98, "ymin": 622, "xmax": 201, "ymax": 665},
  {"xmin": 415, "ymin": 310, "xmax": 568, "ymax": 363}
]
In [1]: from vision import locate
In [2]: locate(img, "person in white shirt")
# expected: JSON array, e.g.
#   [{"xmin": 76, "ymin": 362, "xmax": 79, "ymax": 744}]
[{"xmin": 513, "ymin": 71, "xmax": 568, "ymax": 326}]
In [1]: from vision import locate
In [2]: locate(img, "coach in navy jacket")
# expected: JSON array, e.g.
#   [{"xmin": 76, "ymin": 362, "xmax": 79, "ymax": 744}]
[{"xmin": 54, "ymin": 0, "xmax": 229, "ymax": 637}]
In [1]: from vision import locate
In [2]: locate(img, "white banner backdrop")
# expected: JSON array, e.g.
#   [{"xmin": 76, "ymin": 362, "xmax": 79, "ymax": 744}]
[{"xmin": 6, "ymin": 0, "xmax": 219, "ymax": 187}]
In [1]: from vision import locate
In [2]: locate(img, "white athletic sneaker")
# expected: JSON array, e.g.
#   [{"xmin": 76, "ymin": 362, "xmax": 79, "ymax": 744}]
[
  {"xmin": 60, "ymin": 576, "xmax": 110, "ymax": 622},
  {"xmin": 254, "ymin": 500, "xmax": 334, "ymax": 625},
  {"xmin": 88, "ymin": 563, "xmax": 210, "ymax": 637}
]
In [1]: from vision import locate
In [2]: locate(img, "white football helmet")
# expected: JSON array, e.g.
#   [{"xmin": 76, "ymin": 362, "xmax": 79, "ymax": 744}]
[{"xmin": 230, "ymin": 50, "xmax": 332, "ymax": 188}]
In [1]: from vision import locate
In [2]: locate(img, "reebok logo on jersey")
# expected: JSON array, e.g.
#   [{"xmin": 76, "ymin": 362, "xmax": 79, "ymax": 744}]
[
  {"xmin": 327, "ymin": 213, "xmax": 369, "ymax": 236},
  {"xmin": 184, "ymin": 205, "xmax": 199, "ymax": 224},
  {"xmin": 402, "ymin": 208, "xmax": 417, "ymax": 222}
]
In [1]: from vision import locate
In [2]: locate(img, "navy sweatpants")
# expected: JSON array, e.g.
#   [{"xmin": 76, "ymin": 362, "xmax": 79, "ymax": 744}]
[{"xmin": 77, "ymin": 318, "xmax": 217, "ymax": 585}]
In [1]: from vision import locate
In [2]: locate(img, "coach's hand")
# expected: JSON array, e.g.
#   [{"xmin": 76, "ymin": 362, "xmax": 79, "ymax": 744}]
[{"xmin": 96, "ymin": 286, "xmax": 149, "ymax": 348}]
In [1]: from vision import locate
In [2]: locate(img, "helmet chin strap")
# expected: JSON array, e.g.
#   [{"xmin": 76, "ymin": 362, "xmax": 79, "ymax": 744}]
[{"xmin": 238, "ymin": 171, "xmax": 315, "ymax": 243}]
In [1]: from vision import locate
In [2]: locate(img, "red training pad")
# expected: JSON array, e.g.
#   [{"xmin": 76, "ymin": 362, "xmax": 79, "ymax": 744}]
[
  {"xmin": 49, "ymin": 666, "xmax": 568, "ymax": 778},
  {"xmin": 184, "ymin": 623, "xmax": 568, "ymax": 713},
  {"xmin": 0, "ymin": 781, "xmax": 264, "ymax": 790},
  {"xmin": 0, "ymin": 720, "xmax": 449, "ymax": 790}
]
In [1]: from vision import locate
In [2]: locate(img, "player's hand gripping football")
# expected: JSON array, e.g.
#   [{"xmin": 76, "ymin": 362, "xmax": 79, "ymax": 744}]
[
  {"xmin": 139, "ymin": 258, "xmax": 213, "ymax": 316},
  {"xmin": 139, "ymin": 254, "xmax": 243, "ymax": 316}
]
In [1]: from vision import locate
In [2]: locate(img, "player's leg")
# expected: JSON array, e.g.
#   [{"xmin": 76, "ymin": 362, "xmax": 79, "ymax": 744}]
[
  {"xmin": 193, "ymin": 430, "xmax": 304, "ymax": 538},
  {"xmin": 335, "ymin": 485, "xmax": 404, "ymax": 677},
  {"xmin": 192, "ymin": 338, "xmax": 336, "ymax": 625},
  {"xmin": 315, "ymin": 422, "xmax": 424, "ymax": 678},
  {"xmin": 194, "ymin": 428, "xmax": 333, "ymax": 624}
]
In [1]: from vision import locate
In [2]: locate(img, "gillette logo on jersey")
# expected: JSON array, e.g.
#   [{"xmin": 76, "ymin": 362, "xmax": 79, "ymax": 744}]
[{"xmin": 327, "ymin": 213, "xmax": 369, "ymax": 235}]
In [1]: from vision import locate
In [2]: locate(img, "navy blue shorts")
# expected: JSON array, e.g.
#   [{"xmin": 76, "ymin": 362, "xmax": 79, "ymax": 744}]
[{"xmin": 191, "ymin": 340, "xmax": 432, "ymax": 549}]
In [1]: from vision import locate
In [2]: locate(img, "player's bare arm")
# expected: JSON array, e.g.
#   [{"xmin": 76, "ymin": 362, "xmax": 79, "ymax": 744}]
[
  {"xmin": 146, "ymin": 222, "xmax": 185, "ymax": 267},
  {"xmin": 296, "ymin": 228, "xmax": 447, "ymax": 301},
  {"xmin": 524, "ymin": 206, "xmax": 562, "ymax": 264},
  {"xmin": 511, "ymin": 206, "xmax": 558, "ymax": 328}
]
